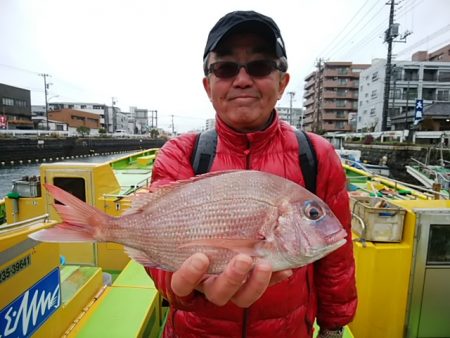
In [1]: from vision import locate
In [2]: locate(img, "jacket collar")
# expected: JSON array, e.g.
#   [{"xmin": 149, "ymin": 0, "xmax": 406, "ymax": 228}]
[{"xmin": 215, "ymin": 110, "xmax": 281, "ymax": 151}]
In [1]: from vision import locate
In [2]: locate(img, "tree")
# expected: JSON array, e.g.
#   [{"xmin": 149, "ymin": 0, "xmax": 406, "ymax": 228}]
[
  {"xmin": 76, "ymin": 126, "xmax": 90, "ymax": 137},
  {"xmin": 150, "ymin": 128, "xmax": 160, "ymax": 139}
]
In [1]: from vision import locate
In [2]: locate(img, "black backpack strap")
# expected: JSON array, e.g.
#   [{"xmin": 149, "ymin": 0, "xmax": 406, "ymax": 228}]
[
  {"xmin": 295, "ymin": 130, "xmax": 318, "ymax": 194},
  {"xmin": 191, "ymin": 129, "xmax": 218, "ymax": 175}
]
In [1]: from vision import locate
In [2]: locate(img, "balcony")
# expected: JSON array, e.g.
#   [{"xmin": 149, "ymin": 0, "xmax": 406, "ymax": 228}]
[
  {"xmin": 322, "ymin": 112, "xmax": 349, "ymax": 120},
  {"xmin": 304, "ymin": 98, "xmax": 316, "ymax": 107},
  {"xmin": 323, "ymin": 69, "xmax": 361, "ymax": 78},
  {"xmin": 303, "ymin": 89, "xmax": 315, "ymax": 98},
  {"xmin": 323, "ymin": 80, "xmax": 357, "ymax": 88},
  {"xmin": 323, "ymin": 91, "xmax": 358, "ymax": 100},
  {"xmin": 304, "ymin": 79, "xmax": 315, "ymax": 89},
  {"xmin": 323, "ymin": 102, "xmax": 355, "ymax": 110},
  {"xmin": 322, "ymin": 123, "xmax": 352, "ymax": 132}
]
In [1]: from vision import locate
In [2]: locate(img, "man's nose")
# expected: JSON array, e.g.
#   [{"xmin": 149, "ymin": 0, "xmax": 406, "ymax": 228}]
[{"xmin": 233, "ymin": 66, "xmax": 253, "ymax": 85}]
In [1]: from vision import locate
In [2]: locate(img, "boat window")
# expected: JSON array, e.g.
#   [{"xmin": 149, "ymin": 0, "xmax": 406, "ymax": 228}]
[
  {"xmin": 426, "ymin": 225, "xmax": 450, "ymax": 265},
  {"xmin": 53, "ymin": 177, "xmax": 86, "ymax": 203}
]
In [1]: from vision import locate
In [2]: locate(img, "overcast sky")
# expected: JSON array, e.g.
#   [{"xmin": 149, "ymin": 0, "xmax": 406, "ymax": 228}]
[{"xmin": 1, "ymin": 0, "xmax": 449, "ymax": 132}]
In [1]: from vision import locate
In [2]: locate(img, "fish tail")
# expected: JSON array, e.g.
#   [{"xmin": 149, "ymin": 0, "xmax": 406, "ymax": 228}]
[{"xmin": 29, "ymin": 184, "xmax": 112, "ymax": 243}]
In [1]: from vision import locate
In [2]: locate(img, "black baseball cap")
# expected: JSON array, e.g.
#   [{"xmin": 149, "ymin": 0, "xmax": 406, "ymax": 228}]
[{"xmin": 203, "ymin": 10, "xmax": 287, "ymax": 60}]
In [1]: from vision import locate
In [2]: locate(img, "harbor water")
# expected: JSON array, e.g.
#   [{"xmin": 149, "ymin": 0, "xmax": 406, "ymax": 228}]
[{"xmin": 0, "ymin": 152, "xmax": 134, "ymax": 198}]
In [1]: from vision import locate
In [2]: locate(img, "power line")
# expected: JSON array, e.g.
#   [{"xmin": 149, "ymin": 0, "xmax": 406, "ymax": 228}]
[
  {"xmin": 321, "ymin": 0, "xmax": 386, "ymax": 59},
  {"xmin": 318, "ymin": 0, "xmax": 373, "ymax": 57},
  {"xmin": 328, "ymin": 4, "xmax": 387, "ymax": 60},
  {"xmin": 396, "ymin": 24, "xmax": 450, "ymax": 57}
]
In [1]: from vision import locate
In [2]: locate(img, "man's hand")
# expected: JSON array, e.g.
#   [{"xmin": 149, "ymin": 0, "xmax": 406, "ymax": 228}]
[{"xmin": 171, "ymin": 253, "xmax": 293, "ymax": 308}]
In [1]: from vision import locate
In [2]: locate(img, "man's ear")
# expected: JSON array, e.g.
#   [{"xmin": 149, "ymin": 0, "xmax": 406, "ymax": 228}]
[
  {"xmin": 203, "ymin": 76, "xmax": 212, "ymax": 100},
  {"xmin": 278, "ymin": 73, "xmax": 290, "ymax": 100}
]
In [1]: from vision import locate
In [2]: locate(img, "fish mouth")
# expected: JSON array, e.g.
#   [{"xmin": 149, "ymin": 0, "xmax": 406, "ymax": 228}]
[
  {"xmin": 324, "ymin": 229, "xmax": 347, "ymax": 245},
  {"xmin": 307, "ymin": 238, "xmax": 347, "ymax": 258}
]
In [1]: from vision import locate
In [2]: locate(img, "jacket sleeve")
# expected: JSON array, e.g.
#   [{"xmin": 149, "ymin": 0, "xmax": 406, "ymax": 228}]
[
  {"xmin": 144, "ymin": 134, "xmax": 211, "ymax": 310},
  {"xmin": 309, "ymin": 134, "xmax": 357, "ymax": 329}
]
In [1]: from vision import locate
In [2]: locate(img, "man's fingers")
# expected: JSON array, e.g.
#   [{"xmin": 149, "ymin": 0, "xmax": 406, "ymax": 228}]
[
  {"xmin": 171, "ymin": 253, "xmax": 210, "ymax": 297},
  {"xmin": 231, "ymin": 262, "xmax": 272, "ymax": 308},
  {"xmin": 202, "ymin": 254, "xmax": 253, "ymax": 306}
]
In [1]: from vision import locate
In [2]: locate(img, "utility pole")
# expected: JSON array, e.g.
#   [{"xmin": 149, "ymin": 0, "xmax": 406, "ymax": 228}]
[
  {"xmin": 381, "ymin": 0, "xmax": 411, "ymax": 131},
  {"xmin": 39, "ymin": 73, "xmax": 51, "ymax": 130},
  {"xmin": 391, "ymin": 65, "xmax": 397, "ymax": 129},
  {"xmin": 111, "ymin": 97, "xmax": 117, "ymax": 133},
  {"xmin": 171, "ymin": 114, "xmax": 175, "ymax": 134},
  {"xmin": 287, "ymin": 91, "xmax": 295, "ymax": 126},
  {"xmin": 313, "ymin": 58, "xmax": 324, "ymax": 133}
]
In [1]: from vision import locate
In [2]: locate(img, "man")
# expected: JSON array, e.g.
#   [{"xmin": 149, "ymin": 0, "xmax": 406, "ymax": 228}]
[{"xmin": 147, "ymin": 10, "xmax": 357, "ymax": 338}]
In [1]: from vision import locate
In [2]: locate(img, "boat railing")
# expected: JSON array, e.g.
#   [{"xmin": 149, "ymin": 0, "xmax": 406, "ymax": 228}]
[
  {"xmin": 0, "ymin": 214, "xmax": 50, "ymax": 234},
  {"xmin": 103, "ymin": 176, "xmax": 151, "ymax": 200},
  {"xmin": 410, "ymin": 157, "xmax": 450, "ymax": 189},
  {"xmin": 343, "ymin": 158, "xmax": 376, "ymax": 174}
]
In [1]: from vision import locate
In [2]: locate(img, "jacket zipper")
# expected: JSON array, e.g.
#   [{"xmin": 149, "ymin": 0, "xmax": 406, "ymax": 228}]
[
  {"xmin": 242, "ymin": 140, "xmax": 251, "ymax": 338},
  {"xmin": 245, "ymin": 140, "xmax": 251, "ymax": 169},
  {"xmin": 242, "ymin": 308, "xmax": 249, "ymax": 338}
]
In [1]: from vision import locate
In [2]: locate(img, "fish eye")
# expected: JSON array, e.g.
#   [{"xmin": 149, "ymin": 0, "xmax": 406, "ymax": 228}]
[{"xmin": 304, "ymin": 201, "xmax": 324, "ymax": 221}]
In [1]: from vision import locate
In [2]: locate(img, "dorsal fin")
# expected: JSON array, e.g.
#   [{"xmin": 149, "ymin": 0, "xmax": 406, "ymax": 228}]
[{"xmin": 122, "ymin": 170, "xmax": 239, "ymax": 216}]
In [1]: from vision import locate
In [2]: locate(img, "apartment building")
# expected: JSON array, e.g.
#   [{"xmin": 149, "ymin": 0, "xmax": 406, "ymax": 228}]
[
  {"xmin": 276, "ymin": 106, "xmax": 304, "ymax": 128},
  {"xmin": 412, "ymin": 43, "xmax": 450, "ymax": 62},
  {"xmin": 357, "ymin": 58, "xmax": 450, "ymax": 132},
  {"xmin": 48, "ymin": 108, "xmax": 100, "ymax": 135},
  {"xmin": 303, "ymin": 62, "xmax": 369, "ymax": 133},
  {"xmin": 0, "ymin": 83, "xmax": 33, "ymax": 129}
]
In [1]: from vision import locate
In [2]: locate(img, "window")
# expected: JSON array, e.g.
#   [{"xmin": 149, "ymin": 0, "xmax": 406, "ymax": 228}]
[
  {"xmin": 371, "ymin": 90, "xmax": 378, "ymax": 99},
  {"xmin": 438, "ymin": 71, "xmax": 450, "ymax": 82},
  {"xmin": 15, "ymin": 99, "xmax": 27, "ymax": 107},
  {"xmin": 392, "ymin": 67, "xmax": 402, "ymax": 81},
  {"xmin": 337, "ymin": 67, "xmax": 348, "ymax": 75},
  {"xmin": 423, "ymin": 69, "xmax": 438, "ymax": 81},
  {"xmin": 426, "ymin": 225, "xmax": 450, "ymax": 265},
  {"xmin": 71, "ymin": 115, "xmax": 85, "ymax": 121},
  {"xmin": 404, "ymin": 88, "xmax": 418, "ymax": 100},
  {"xmin": 338, "ymin": 78, "xmax": 348, "ymax": 85},
  {"xmin": 335, "ymin": 121, "xmax": 345, "ymax": 128},
  {"xmin": 372, "ymin": 72, "xmax": 378, "ymax": 81},
  {"xmin": 423, "ymin": 88, "xmax": 436, "ymax": 100},
  {"xmin": 370, "ymin": 108, "xmax": 376, "ymax": 116},
  {"xmin": 2, "ymin": 97, "xmax": 14, "ymax": 106},
  {"xmin": 437, "ymin": 90, "xmax": 449, "ymax": 101},
  {"xmin": 336, "ymin": 100, "xmax": 347, "ymax": 107},
  {"xmin": 336, "ymin": 111, "xmax": 345, "ymax": 118},
  {"xmin": 390, "ymin": 89, "xmax": 402, "ymax": 100},
  {"xmin": 337, "ymin": 89, "xmax": 347, "ymax": 97},
  {"xmin": 404, "ymin": 69, "xmax": 419, "ymax": 81}
]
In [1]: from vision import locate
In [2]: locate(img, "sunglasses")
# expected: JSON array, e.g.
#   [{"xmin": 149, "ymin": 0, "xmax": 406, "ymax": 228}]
[{"xmin": 207, "ymin": 60, "xmax": 283, "ymax": 79}]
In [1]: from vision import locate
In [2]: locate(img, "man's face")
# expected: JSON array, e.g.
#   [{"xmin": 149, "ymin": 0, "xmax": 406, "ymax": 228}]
[{"xmin": 203, "ymin": 33, "xmax": 290, "ymax": 133}]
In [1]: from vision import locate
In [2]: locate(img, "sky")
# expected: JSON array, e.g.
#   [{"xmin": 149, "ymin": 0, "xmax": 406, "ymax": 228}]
[{"xmin": 1, "ymin": 0, "xmax": 449, "ymax": 133}]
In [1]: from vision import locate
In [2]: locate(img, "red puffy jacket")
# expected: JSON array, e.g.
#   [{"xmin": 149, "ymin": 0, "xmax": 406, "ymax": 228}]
[{"xmin": 146, "ymin": 112, "xmax": 357, "ymax": 338}]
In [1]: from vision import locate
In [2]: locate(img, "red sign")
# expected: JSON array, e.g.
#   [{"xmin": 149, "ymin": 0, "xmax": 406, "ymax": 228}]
[{"xmin": 0, "ymin": 115, "xmax": 6, "ymax": 128}]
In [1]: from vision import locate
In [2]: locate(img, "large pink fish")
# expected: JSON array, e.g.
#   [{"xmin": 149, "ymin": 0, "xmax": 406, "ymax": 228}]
[{"xmin": 30, "ymin": 170, "xmax": 347, "ymax": 273}]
